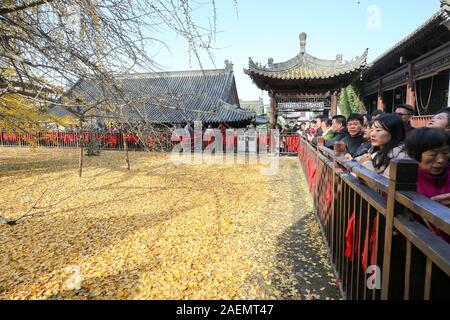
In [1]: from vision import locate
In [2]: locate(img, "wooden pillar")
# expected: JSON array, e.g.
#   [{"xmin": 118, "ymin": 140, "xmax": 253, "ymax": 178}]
[
  {"xmin": 331, "ymin": 90, "xmax": 339, "ymax": 116},
  {"xmin": 377, "ymin": 79, "xmax": 384, "ymax": 111},
  {"xmin": 406, "ymin": 63, "xmax": 416, "ymax": 111},
  {"xmin": 381, "ymin": 158, "xmax": 417, "ymax": 299},
  {"xmin": 269, "ymin": 91, "xmax": 277, "ymax": 129}
]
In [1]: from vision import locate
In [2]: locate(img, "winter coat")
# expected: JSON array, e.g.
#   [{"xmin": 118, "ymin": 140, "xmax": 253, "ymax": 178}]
[
  {"xmin": 353, "ymin": 141, "xmax": 371, "ymax": 158},
  {"xmin": 417, "ymin": 165, "xmax": 450, "ymax": 199},
  {"xmin": 415, "ymin": 165, "xmax": 450, "ymax": 243},
  {"xmin": 325, "ymin": 127, "xmax": 350, "ymax": 149},
  {"xmin": 355, "ymin": 144, "xmax": 408, "ymax": 178},
  {"xmin": 311, "ymin": 128, "xmax": 332, "ymax": 146},
  {"xmin": 341, "ymin": 133, "xmax": 366, "ymax": 157}
]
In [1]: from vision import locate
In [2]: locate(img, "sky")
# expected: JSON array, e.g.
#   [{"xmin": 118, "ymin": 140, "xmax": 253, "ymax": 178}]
[{"xmin": 150, "ymin": 0, "xmax": 442, "ymax": 104}]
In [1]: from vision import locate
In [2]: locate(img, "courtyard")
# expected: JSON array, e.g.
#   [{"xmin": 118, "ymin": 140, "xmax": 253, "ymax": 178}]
[{"xmin": 0, "ymin": 148, "xmax": 339, "ymax": 300}]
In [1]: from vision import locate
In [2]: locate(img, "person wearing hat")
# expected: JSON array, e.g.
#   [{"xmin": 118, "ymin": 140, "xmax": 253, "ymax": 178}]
[{"xmin": 394, "ymin": 104, "xmax": 415, "ymax": 135}]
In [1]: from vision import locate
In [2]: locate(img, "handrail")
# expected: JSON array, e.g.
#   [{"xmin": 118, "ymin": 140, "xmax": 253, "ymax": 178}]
[
  {"xmin": 340, "ymin": 172, "xmax": 387, "ymax": 215},
  {"xmin": 298, "ymin": 134, "xmax": 450, "ymax": 300},
  {"xmin": 0, "ymin": 130, "xmax": 302, "ymax": 155},
  {"xmin": 325, "ymin": 146, "xmax": 390, "ymax": 192},
  {"xmin": 396, "ymin": 191, "xmax": 450, "ymax": 235},
  {"xmin": 348, "ymin": 165, "xmax": 390, "ymax": 193},
  {"xmin": 393, "ymin": 215, "xmax": 450, "ymax": 277}
]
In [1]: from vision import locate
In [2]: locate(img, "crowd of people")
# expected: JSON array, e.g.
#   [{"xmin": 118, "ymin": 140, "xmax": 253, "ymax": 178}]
[{"xmin": 299, "ymin": 104, "xmax": 450, "ymax": 243}]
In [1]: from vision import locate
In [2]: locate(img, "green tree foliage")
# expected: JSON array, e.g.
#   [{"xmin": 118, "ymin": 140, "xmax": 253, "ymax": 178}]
[
  {"xmin": 338, "ymin": 82, "xmax": 366, "ymax": 117},
  {"xmin": 339, "ymin": 86, "xmax": 351, "ymax": 117}
]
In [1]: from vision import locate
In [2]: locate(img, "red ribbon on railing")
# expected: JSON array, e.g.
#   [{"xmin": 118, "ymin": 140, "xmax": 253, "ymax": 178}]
[
  {"xmin": 345, "ymin": 211, "xmax": 361, "ymax": 262},
  {"xmin": 361, "ymin": 216, "xmax": 378, "ymax": 272},
  {"xmin": 225, "ymin": 133, "xmax": 234, "ymax": 149},
  {"xmin": 146, "ymin": 136, "xmax": 155, "ymax": 146},
  {"xmin": 309, "ymin": 165, "xmax": 316, "ymax": 192},
  {"xmin": 171, "ymin": 133, "xmax": 181, "ymax": 145},
  {"xmin": 298, "ymin": 139, "xmax": 303, "ymax": 159},
  {"xmin": 325, "ymin": 182, "xmax": 332, "ymax": 205},
  {"xmin": 106, "ymin": 134, "xmax": 118, "ymax": 147},
  {"xmin": 345, "ymin": 212, "xmax": 378, "ymax": 271},
  {"xmin": 126, "ymin": 134, "xmax": 139, "ymax": 144},
  {"xmin": 203, "ymin": 133, "xmax": 214, "ymax": 146},
  {"xmin": 284, "ymin": 135, "xmax": 299, "ymax": 153},
  {"xmin": 306, "ymin": 158, "xmax": 311, "ymax": 181},
  {"xmin": 306, "ymin": 155, "xmax": 316, "ymax": 192},
  {"xmin": 63, "ymin": 133, "xmax": 75, "ymax": 143}
]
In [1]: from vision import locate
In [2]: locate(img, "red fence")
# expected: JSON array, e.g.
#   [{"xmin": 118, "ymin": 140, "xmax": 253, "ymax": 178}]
[
  {"xmin": 298, "ymin": 136, "xmax": 450, "ymax": 300},
  {"xmin": 0, "ymin": 130, "xmax": 300, "ymax": 155},
  {"xmin": 0, "ymin": 131, "xmax": 197, "ymax": 151}
]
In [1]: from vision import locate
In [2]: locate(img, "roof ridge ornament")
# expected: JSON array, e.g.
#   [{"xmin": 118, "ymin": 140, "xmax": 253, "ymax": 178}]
[
  {"xmin": 224, "ymin": 60, "xmax": 234, "ymax": 71},
  {"xmin": 441, "ymin": 0, "xmax": 450, "ymax": 17},
  {"xmin": 299, "ymin": 32, "xmax": 307, "ymax": 55}
]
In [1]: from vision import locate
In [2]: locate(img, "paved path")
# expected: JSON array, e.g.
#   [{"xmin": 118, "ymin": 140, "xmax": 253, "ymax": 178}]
[{"xmin": 263, "ymin": 157, "xmax": 341, "ymax": 299}]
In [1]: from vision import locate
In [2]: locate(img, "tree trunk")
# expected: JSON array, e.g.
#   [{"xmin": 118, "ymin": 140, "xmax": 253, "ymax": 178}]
[
  {"xmin": 78, "ymin": 121, "xmax": 84, "ymax": 177},
  {"xmin": 123, "ymin": 132, "xmax": 130, "ymax": 170}
]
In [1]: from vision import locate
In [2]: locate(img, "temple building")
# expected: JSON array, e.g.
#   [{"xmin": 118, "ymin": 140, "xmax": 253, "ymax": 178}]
[
  {"xmin": 362, "ymin": 0, "xmax": 450, "ymax": 115},
  {"xmin": 244, "ymin": 32, "xmax": 368, "ymax": 128},
  {"xmin": 52, "ymin": 61, "xmax": 255, "ymax": 127}
]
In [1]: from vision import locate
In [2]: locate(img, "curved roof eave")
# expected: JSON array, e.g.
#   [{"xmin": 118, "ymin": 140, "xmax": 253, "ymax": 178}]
[
  {"xmin": 246, "ymin": 49, "xmax": 368, "ymax": 82},
  {"xmin": 247, "ymin": 48, "xmax": 368, "ymax": 74}
]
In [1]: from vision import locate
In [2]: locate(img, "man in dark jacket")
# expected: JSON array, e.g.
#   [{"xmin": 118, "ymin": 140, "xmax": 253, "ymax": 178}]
[
  {"xmin": 325, "ymin": 115, "xmax": 349, "ymax": 149},
  {"xmin": 394, "ymin": 104, "xmax": 415, "ymax": 135},
  {"xmin": 341, "ymin": 113, "xmax": 366, "ymax": 157}
]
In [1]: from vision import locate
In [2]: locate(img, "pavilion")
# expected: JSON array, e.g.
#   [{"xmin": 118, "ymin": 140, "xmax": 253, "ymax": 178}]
[{"xmin": 244, "ymin": 32, "xmax": 368, "ymax": 128}]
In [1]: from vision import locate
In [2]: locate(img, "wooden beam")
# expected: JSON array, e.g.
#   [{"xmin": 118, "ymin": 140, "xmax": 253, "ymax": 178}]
[
  {"xmin": 406, "ymin": 64, "xmax": 416, "ymax": 110},
  {"xmin": 331, "ymin": 90, "xmax": 339, "ymax": 116},
  {"xmin": 377, "ymin": 79, "xmax": 384, "ymax": 111},
  {"xmin": 269, "ymin": 91, "xmax": 276, "ymax": 129}
]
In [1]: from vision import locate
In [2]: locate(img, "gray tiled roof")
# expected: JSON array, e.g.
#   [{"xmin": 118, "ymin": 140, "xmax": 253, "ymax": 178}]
[
  {"xmin": 244, "ymin": 33, "xmax": 368, "ymax": 82},
  {"xmin": 53, "ymin": 68, "xmax": 254, "ymax": 124}
]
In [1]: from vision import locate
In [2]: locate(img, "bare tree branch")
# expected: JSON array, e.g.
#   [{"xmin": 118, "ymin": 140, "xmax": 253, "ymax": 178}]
[{"xmin": 0, "ymin": 0, "xmax": 56, "ymax": 15}]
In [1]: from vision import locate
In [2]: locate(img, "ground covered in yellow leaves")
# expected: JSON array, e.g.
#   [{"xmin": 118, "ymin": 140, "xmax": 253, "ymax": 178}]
[{"xmin": 0, "ymin": 147, "xmax": 339, "ymax": 299}]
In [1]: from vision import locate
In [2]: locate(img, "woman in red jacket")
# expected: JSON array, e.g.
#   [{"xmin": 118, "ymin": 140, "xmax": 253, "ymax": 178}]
[{"xmin": 405, "ymin": 127, "xmax": 450, "ymax": 243}]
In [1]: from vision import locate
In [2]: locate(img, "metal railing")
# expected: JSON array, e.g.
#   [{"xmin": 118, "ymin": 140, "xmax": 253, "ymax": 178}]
[
  {"xmin": 411, "ymin": 115, "xmax": 433, "ymax": 128},
  {"xmin": 0, "ymin": 131, "xmax": 177, "ymax": 151},
  {"xmin": 298, "ymin": 136, "xmax": 450, "ymax": 300},
  {"xmin": 0, "ymin": 130, "xmax": 301, "ymax": 155}
]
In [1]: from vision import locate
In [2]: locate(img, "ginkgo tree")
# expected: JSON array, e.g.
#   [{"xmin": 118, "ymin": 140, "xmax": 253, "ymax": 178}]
[
  {"xmin": 0, "ymin": 0, "xmax": 235, "ymax": 112},
  {"xmin": 0, "ymin": 0, "xmax": 237, "ymax": 176}
]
